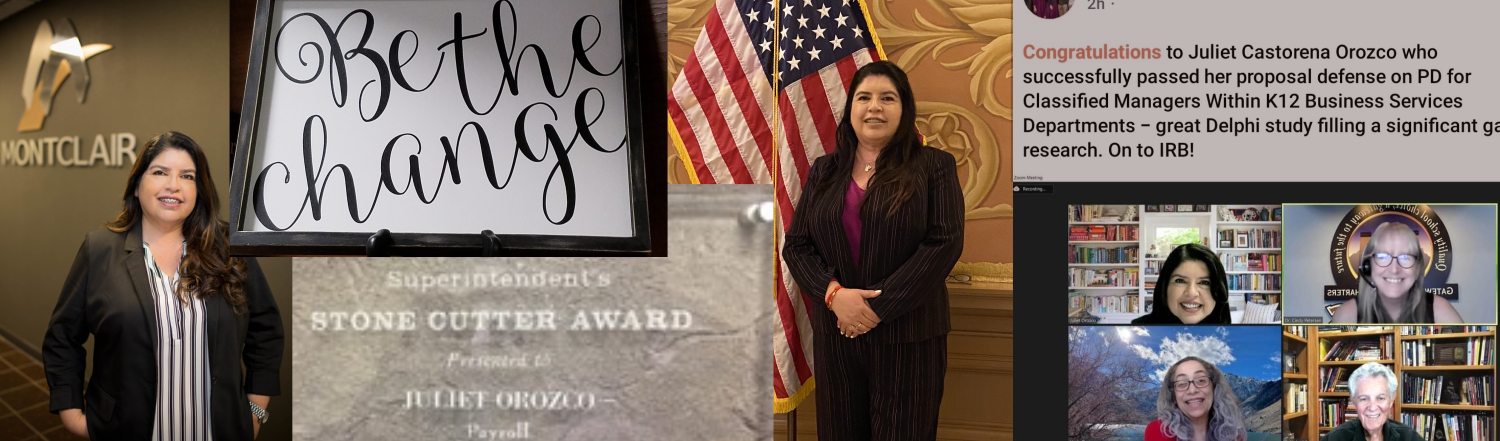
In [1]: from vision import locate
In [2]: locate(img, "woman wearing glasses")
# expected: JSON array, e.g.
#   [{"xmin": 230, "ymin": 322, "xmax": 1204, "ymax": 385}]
[
  {"xmin": 1330, "ymin": 222, "xmax": 1462, "ymax": 323},
  {"xmin": 1145, "ymin": 356, "xmax": 1246, "ymax": 441}
]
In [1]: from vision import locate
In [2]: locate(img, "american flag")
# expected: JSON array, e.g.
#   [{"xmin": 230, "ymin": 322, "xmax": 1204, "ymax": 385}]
[
  {"xmin": 772, "ymin": 0, "xmax": 885, "ymax": 413},
  {"xmin": 666, "ymin": 0, "xmax": 887, "ymax": 413},
  {"xmin": 667, "ymin": 0, "xmax": 777, "ymax": 184}
]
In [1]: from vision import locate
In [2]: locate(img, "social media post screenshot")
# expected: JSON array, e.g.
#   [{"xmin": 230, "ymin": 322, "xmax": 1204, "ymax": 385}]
[{"xmin": 1011, "ymin": 0, "xmax": 1500, "ymax": 183}]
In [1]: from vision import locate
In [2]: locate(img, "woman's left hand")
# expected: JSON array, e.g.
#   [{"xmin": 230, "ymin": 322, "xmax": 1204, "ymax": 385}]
[
  {"xmin": 248, "ymin": 393, "xmax": 269, "ymax": 438},
  {"xmin": 835, "ymin": 289, "xmax": 882, "ymax": 337}
]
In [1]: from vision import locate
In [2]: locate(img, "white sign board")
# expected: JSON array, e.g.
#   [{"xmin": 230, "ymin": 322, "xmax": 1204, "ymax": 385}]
[{"xmin": 232, "ymin": 0, "xmax": 647, "ymax": 254}]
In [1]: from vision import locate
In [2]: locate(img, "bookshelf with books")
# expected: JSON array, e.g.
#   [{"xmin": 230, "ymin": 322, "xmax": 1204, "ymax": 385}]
[
  {"xmin": 1211, "ymin": 204, "xmax": 1283, "ymax": 315},
  {"xmin": 1068, "ymin": 205, "xmax": 1144, "ymax": 324},
  {"xmin": 1284, "ymin": 328, "xmax": 1313, "ymax": 441},
  {"xmin": 1396, "ymin": 326, "xmax": 1496, "ymax": 441},
  {"xmin": 1066, "ymin": 204, "xmax": 1284, "ymax": 324},
  {"xmin": 1286, "ymin": 326, "xmax": 1497, "ymax": 441}
]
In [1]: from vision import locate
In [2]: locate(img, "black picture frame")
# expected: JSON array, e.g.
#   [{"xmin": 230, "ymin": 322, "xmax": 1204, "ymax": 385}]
[
  {"xmin": 1194, "ymin": 204, "xmax": 1209, "ymax": 212},
  {"xmin": 229, "ymin": 0, "xmax": 651, "ymax": 256},
  {"xmin": 1145, "ymin": 205, "xmax": 1160, "ymax": 212}
]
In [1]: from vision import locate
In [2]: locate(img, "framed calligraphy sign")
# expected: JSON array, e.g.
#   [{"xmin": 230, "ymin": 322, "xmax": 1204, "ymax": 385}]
[{"xmin": 231, "ymin": 0, "xmax": 649, "ymax": 255}]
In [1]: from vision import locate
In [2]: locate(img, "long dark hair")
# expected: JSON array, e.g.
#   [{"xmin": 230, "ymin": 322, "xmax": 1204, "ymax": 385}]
[
  {"xmin": 813, "ymin": 60, "xmax": 923, "ymax": 218},
  {"xmin": 108, "ymin": 132, "xmax": 248, "ymax": 313},
  {"xmin": 1133, "ymin": 243, "xmax": 1231, "ymax": 324}
]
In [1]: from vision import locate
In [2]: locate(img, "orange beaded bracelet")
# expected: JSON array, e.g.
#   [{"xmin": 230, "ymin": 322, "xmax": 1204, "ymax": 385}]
[{"xmin": 825, "ymin": 285, "xmax": 842, "ymax": 305}]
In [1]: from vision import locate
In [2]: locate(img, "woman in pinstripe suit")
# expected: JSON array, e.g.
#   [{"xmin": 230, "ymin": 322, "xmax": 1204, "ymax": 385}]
[{"xmin": 783, "ymin": 60, "xmax": 966, "ymax": 441}]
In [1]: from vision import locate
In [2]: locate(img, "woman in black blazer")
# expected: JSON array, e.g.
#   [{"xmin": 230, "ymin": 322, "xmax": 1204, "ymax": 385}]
[
  {"xmin": 44, "ymin": 132, "xmax": 283, "ymax": 440},
  {"xmin": 783, "ymin": 61, "xmax": 965, "ymax": 440}
]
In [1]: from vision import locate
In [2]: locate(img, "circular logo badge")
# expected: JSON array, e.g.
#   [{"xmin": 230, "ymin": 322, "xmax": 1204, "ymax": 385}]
[{"xmin": 1325, "ymin": 205, "xmax": 1453, "ymax": 299}]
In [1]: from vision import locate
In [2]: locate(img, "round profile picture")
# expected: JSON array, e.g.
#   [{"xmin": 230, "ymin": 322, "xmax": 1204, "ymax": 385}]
[{"xmin": 1026, "ymin": 0, "xmax": 1075, "ymax": 19}]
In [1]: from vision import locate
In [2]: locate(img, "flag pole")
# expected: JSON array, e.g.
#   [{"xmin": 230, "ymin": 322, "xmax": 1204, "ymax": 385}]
[
  {"xmin": 787, "ymin": 408, "xmax": 797, "ymax": 441},
  {"xmin": 773, "ymin": 2, "xmax": 796, "ymax": 440}
]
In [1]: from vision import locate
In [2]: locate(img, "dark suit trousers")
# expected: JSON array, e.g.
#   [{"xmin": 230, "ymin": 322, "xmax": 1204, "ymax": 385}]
[{"xmin": 814, "ymin": 331, "xmax": 947, "ymax": 441}]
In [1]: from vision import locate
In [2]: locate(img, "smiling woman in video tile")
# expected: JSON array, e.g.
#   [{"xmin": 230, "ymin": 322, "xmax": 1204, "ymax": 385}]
[
  {"xmin": 1146, "ymin": 356, "xmax": 1248, "ymax": 441},
  {"xmin": 1331, "ymin": 222, "xmax": 1462, "ymax": 324},
  {"xmin": 1134, "ymin": 244, "xmax": 1232, "ymax": 324}
]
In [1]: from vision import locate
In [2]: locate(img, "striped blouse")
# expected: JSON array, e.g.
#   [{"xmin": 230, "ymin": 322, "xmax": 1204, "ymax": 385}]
[{"xmin": 141, "ymin": 241, "xmax": 213, "ymax": 440}]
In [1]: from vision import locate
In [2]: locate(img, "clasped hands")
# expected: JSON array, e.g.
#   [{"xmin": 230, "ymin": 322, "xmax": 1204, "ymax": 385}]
[{"xmin": 826, "ymin": 281, "xmax": 882, "ymax": 338}]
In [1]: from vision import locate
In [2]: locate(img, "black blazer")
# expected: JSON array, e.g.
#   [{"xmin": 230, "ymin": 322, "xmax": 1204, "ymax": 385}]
[
  {"xmin": 43, "ymin": 224, "xmax": 284, "ymax": 441},
  {"xmin": 783, "ymin": 146, "xmax": 965, "ymax": 343}
]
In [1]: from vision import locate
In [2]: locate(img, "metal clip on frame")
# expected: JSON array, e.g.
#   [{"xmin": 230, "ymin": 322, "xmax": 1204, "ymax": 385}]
[
  {"xmin": 480, "ymin": 230, "xmax": 502, "ymax": 257},
  {"xmin": 366, "ymin": 229, "xmax": 393, "ymax": 257}
]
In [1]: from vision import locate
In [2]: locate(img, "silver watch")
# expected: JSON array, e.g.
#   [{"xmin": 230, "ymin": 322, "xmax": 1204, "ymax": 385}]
[{"xmin": 248, "ymin": 400, "xmax": 269, "ymax": 425}]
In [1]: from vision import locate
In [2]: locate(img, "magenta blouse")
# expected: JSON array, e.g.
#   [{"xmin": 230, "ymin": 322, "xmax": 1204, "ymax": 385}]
[{"xmin": 843, "ymin": 179, "xmax": 865, "ymax": 264}]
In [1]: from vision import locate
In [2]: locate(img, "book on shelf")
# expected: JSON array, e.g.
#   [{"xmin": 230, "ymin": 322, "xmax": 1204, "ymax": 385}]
[
  {"xmin": 1217, "ymin": 228, "xmax": 1282, "ymax": 248},
  {"xmin": 1218, "ymin": 252, "xmax": 1281, "ymax": 272},
  {"xmin": 1248, "ymin": 293, "xmax": 1281, "ymax": 305},
  {"xmin": 1319, "ymin": 366, "xmax": 1350, "ymax": 393},
  {"xmin": 1069, "ymin": 205, "xmax": 1138, "ymax": 222},
  {"xmin": 1068, "ymin": 291, "xmax": 1141, "ymax": 315},
  {"xmin": 1286, "ymin": 382, "xmax": 1308, "ymax": 413},
  {"xmin": 1402, "ymin": 336, "xmax": 1495, "ymax": 366},
  {"xmin": 1227, "ymin": 273, "xmax": 1281, "ymax": 291},
  {"xmin": 1068, "ymin": 244, "xmax": 1140, "ymax": 264},
  {"xmin": 1321, "ymin": 335, "xmax": 1394, "ymax": 362},
  {"xmin": 1287, "ymin": 326, "xmax": 1307, "ymax": 339},
  {"xmin": 1402, "ymin": 374, "xmax": 1495, "ymax": 406},
  {"xmin": 1068, "ymin": 268, "xmax": 1140, "ymax": 288},
  {"xmin": 1402, "ymin": 326, "xmax": 1494, "ymax": 336},
  {"xmin": 1070, "ymin": 224, "xmax": 1139, "ymax": 241},
  {"xmin": 1401, "ymin": 412, "xmax": 1494, "ymax": 441},
  {"xmin": 1318, "ymin": 325, "xmax": 1392, "ymax": 334},
  {"xmin": 1319, "ymin": 399, "xmax": 1351, "ymax": 428}
]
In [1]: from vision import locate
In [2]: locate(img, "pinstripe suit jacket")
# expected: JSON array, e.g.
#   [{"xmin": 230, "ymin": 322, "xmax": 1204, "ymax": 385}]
[{"xmin": 784, "ymin": 146, "xmax": 965, "ymax": 343}]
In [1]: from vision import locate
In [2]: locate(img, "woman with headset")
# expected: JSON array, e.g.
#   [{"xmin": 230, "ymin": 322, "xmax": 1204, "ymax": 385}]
[{"xmin": 1330, "ymin": 222, "xmax": 1462, "ymax": 323}]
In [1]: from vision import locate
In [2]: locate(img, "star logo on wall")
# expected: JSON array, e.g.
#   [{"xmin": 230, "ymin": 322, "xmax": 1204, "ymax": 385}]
[{"xmin": 18, "ymin": 19, "xmax": 112, "ymax": 133}]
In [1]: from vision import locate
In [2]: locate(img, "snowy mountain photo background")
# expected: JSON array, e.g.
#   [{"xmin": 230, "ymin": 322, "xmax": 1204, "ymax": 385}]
[{"xmin": 1068, "ymin": 326, "xmax": 1283, "ymax": 441}]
